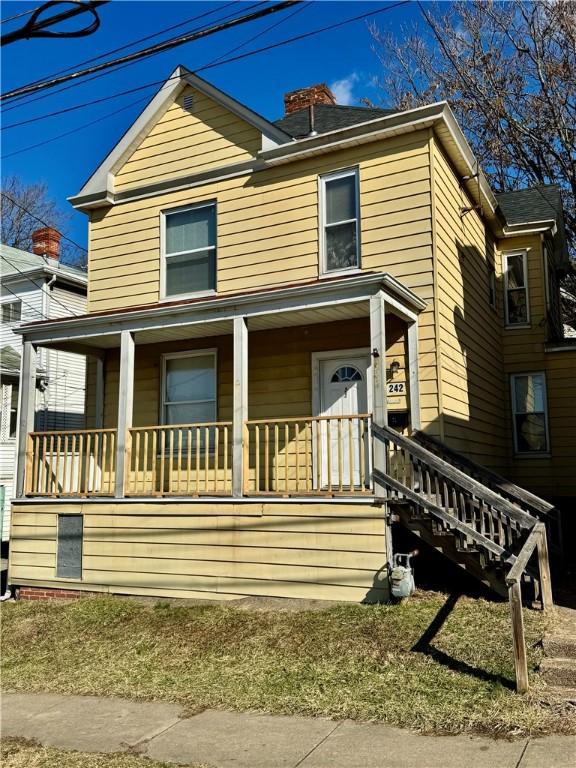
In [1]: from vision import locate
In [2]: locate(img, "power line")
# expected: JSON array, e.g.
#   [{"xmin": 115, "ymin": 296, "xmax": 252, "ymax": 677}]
[
  {"xmin": 2, "ymin": 2, "xmax": 310, "ymax": 131},
  {"xmin": 1, "ymin": 192, "xmax": 87, "ymax": 253},
  {"xmin": 1, "ymin": 0, "xmax": 408, "ymax": 159},
  {"xmin": 1, "ymin": 0, "xmax": 108, "ymax": 46},
  {"xmin": 1, "ymin": 1, "xmax": 299, "ymax": 101},
  {"xmin": 2, "ymin": 0, "xmax": 246, "ymax": 110},
  {"xmin": 1, "ymin": 5, "xmax": 42, "ymax": 24}
]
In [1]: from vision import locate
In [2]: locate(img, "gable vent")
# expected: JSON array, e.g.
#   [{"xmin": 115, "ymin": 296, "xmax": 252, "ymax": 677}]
[{"xmin": 182, "ymin": 93, "xmax": 194, "ymax": 112}]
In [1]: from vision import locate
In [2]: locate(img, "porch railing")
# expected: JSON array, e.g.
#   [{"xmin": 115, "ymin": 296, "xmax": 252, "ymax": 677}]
[
  {"xmin": 26, "ymin": 429, "xmax": 117, "ymax": 497},
  {"xmin": 126, "ymin": 422, "xmax": 232, "ymax": 496},
  {"xmin": 244, "ymin": 415, "xmax": 373, "ymax": 495}
]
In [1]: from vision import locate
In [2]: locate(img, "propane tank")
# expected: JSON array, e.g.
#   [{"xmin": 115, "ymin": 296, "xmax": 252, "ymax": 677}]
[{"xmin": 390, "ymin": 550, "xmax": 418, "ymax": 599}]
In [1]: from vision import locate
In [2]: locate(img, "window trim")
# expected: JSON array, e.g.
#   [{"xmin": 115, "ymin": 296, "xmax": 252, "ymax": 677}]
[
  {"xmin": 319, "ymin": 167, "xmax": 361, "ymax": 277},
  {"xmin": 160, "ymin": 201, "xmax": 217, "ymax": 301},
  {"xmin": 503, "ymin": 249, "xmax": 530, "ymax": 327},
  {"xmin": 510, "ymin": 372, "xmax": 550, "ymax": 457},
  {"xmin": 160, "ymin": 348, "xmax": 218, "ymax": 428}
]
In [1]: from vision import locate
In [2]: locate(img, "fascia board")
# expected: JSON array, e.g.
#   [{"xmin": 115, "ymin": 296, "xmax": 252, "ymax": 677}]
[{"xmin": 16, "ymin": 273, "xmax": 425, "ymax": 344}]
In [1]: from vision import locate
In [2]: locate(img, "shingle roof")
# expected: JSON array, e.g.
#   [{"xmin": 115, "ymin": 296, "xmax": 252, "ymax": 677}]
[
  {"xmin": 274, "ymin": 104, "xmax": 395, "ymax": 139},
  {"xmin": 0, "ymin": 345, "xmax": 21, "ymax": 374},
  {"xmin": 0, "ymin": 243, "xmax": 87, "ymax": 285},
  {"xmin": 495, "ymin": 184, "xmax": 563, "ymax": 227}
]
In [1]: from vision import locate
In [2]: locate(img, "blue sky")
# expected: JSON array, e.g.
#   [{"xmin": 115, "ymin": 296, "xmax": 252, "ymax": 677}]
[{"xmin": 1, "ymin": 1, "xmax": 424, "ymax": 250}]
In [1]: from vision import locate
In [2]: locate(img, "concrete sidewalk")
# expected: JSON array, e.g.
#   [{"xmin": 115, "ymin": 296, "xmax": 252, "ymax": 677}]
[{"xmin": 1, "ymin": 692, "xmax": 574, "ymax": 768}]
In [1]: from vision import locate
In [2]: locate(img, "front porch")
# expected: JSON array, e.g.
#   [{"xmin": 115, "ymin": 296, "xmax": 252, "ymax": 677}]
[{"xmin": 16, "ymin": 273, "xmax": 425, "ymax": 503}]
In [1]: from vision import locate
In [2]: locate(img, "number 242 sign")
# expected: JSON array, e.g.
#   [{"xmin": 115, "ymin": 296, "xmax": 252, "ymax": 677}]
[{"xmin": 387, "ymin": 382, "xmax": 405, "ymax": 394}]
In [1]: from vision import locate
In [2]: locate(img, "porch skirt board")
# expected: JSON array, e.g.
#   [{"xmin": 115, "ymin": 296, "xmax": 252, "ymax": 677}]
[{"xmin": 8, "ymin": 501, "xmax": 389, "ymax": 604}]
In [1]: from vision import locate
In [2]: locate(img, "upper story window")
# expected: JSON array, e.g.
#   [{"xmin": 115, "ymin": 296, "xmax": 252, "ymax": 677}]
[
  {"xmin": 320, "ymin": 168, "xmax": 360, "ymax": 274},
  {"xmin": 511, "ymin": 373, "xmax": 549, "ymax": 454},
  {"xmin": 503, "ymin": 251, "xmax": 529, "ymax": 325},
  {"xmin": 162, "ymin": 203, "xmax": 216, "ymax": 299},
  {"xmin": 2, "ymin": 300, "xmax": 22, "ymax": 324}
]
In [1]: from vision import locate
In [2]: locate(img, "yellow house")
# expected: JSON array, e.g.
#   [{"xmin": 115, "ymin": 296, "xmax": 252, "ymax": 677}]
[{"xmin": 9, "ymin": 67, "xmax": 575, "ymax": 604}]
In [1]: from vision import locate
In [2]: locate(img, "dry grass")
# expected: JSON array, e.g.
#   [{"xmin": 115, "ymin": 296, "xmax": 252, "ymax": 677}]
[
  {"xmin": 2, "ymin": 592, "xmax": 573, "ymax": 737},
  {"xmin": 1, "ymin": 737, "xmax": 208, "ymax": 768}
]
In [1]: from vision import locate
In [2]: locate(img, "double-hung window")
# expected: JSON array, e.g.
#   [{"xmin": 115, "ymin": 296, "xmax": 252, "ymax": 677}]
[
  {"xmin": 162, "ymin": 351, "xmax": 217, "ymax": 428},
  {"xmin": 321, "ymin": 169, "xmax": 360, "ymax": 274},
  {"xmin": 1, "ymin": 301, "xmax": 22, "ymax": 324},
  {"xmin": 503, "ymin": 251, "xmax": 529, "ymax": 325},
  {"xmin": 162, "ymin": 203, "xmax": 216, "ymax": 298},
  {"xmin": 511, "ymin": 373, "xmax": 549, "ymax": 454}
]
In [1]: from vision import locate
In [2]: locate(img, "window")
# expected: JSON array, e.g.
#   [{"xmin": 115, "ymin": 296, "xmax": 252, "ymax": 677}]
[
  {"xmin": 321, "ymin": 169, "xmax": 360, "ymax": 274},
  {"xmin": 488, "ymin": 264, "xmax": 496, "ymax": 309},
  {"xmin": 511, "ymin": 373, "xmax": 549, "ymax": 454},
  {"xmin": 0, "ymin": 383, "xmax": 18, "ymax": 442},
  {"xmin": 503, "ymin": 251, "xmax": 529, "ymax": 325},
  {"xmin": 331, "ymin": 366, "xmax": 362, "ymax": 383},
  {"xmin": 1, "ymin": 301, "xmax": 21, "ymax": 323},
  {"xmin": 162, "ymin": 351, "xmax": 217, "ymax": 427},
  {"xmin": 162, "ymin": 203, "xmax": 216, "ymax": 298}
]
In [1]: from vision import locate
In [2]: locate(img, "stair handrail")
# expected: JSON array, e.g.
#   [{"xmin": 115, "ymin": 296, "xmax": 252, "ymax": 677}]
[
  {"xmin": 372, "ymin": 424, "xmax": 537, "ymax": 530},
  {"xmin": 412, "ymin": 431, "xmax": 556, "ymax": 519}
]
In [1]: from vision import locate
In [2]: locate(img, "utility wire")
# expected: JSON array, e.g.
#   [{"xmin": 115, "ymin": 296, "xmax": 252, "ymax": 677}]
[
  {"xmin": 1, "ymin": 254, "xmax": 82, "ymax": 317},
  {"xmin": 1, "ymin": 1, "xmax": 299, "ymax": 101},
  {"xmin": 1, "ymin": 5, "xmax": 42, "ymax": 24},
  {"xmin": 2, "ymin": 0, "xmax": 246, "ymax": 109},
  {"xmin": 1, "ymin": 283, "xmax": 49, "ymax": 321},
  {"xmin": 1, "ymin": 192, "xmax": 87, "ymax": 253},
  {"xmin": 1, "ymin": 0, "xmax": 407, "ymax": 158},
  {"xmin": 1, "ymin": 1, "xmax": 108, "ymax": 46},
  {"xmin": 3, "ymin": 2, "xmax": 311, "ymax": 131}
]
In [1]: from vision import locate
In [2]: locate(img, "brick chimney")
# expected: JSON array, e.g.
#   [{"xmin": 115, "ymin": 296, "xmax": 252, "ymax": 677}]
[
  {"xmin": 31, "ymin": 227, "xmax": 61, "ymax": 261},
  {"xmin": 284, "ymin": 84, "xmax": 336, "ymax": 115}
]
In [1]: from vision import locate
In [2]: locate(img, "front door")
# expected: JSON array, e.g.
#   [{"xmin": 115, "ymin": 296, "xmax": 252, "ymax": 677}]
[{"xmin": 318, "ymin": 354, "xmax": 370, "ymax": 488}]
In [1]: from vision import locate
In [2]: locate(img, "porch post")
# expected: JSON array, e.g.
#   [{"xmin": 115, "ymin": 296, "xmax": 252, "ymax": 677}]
[
  {"xmin": 232, "ymin": 316, "xmax": 248, "ymax": 497},
  {"xmin": 15, "ymin": 341, "xmax": 38, "ymax": 497},
  {"xmin": 115, "ymin": 331, "xmax": 135, "ymax": 498},
  {"xmin": 407, "ymin": 320, "xmax": 421, "ymax": 431},
  {"xmin": 370, "ymin": 292, "xmax": 387, "ymax": 428},
  {"xmin": 94, "ymin": 354, "xmax": 105, "ymax": 429}
]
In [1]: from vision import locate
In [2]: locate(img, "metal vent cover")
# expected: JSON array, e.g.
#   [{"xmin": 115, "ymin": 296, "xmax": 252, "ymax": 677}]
[{"xmin": 182, "ymin": 93, "xmax": 194, "ymax": 112}]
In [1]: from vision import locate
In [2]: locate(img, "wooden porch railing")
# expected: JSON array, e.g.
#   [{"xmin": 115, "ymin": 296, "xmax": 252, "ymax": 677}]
[
  {"xmin": 126, "ymin": 422, "xmax": 232, "ymax": 496},
  {"xmin": 244, "ymin": 415, "xmax": 373, "ymax": 495},
  {"xmin": 26, "ymin": 429, "xmax": 117, "ymax": 497}
]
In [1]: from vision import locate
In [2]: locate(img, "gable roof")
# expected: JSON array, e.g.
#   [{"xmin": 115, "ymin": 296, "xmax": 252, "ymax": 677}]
[
  {"xmin": 274, "ymin": 104, "xmax": 396, "ymax": 139},
  {"xmin": 71, "ymin": 66, "xmax": 293, "ymax": 204},
  {"xmin": 1, "ymin": 243, "xmax": 87, "ymax": 288}
]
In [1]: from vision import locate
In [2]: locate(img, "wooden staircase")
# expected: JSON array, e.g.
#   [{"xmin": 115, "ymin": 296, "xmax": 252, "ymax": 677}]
[{"xmin": 372, "ymin": 424, "xmax": 555, "ymax": 602}]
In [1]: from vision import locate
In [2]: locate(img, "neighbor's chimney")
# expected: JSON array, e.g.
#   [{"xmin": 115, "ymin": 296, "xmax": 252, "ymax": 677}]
[
  {"xmin": 31, "ymin": 227, "xmax": 61, "ymax": 261},
  {"xmin": 284, "ymin": 83, "xmax": 336, "ymax": 116}
]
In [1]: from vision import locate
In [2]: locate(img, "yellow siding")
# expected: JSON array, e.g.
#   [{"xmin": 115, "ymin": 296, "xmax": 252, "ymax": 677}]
[
  {"xmin": 9, "ymin": 501, "xmax": 388, "ymax": 602},
  {"xmin": 114, "ymin": 86, "xmax": 262, "ymax": 192},
  {"xmin": 431, "ymin": 137, "xmax": 506, "ymax": 466}
]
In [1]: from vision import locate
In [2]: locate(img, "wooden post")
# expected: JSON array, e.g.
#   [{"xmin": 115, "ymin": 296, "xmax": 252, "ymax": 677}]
[
  {"xmin": 94, "ymin": 354, "xmax": 105, "ymax": 429},
  {"xmin": 115, "ymin": 330, "xmax": 135, "ymax": 498},
  {"xmin": 407, "ymin": 320, "xmax": 421, "ymax": 431},
  {"xmin": 233, "ymin": 316, "xmax": 248, "ymax": 497},
  {"xmin": 370, "ymin": 293, "xmax": 388, "ymax": 490},
  {"xmin": 15, "ymin": 341, "xmax": 38, "ymax": 497},
  {"xmin": 508, "ymin": 579, "xmax": 529, "ymax": 694},
  {"xmin": 536, "ymin": 523, "xmax": 554, "ymax": 611}
]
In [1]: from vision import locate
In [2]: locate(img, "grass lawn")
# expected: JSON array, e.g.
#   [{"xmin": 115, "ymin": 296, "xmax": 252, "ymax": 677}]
[
  {"xmin": 1, "ymin": 737, "xmax": 205, "ymax": 768},
  {"xmin": 2, "ymin": 592, "xmax": 573, "ymax": 737}
]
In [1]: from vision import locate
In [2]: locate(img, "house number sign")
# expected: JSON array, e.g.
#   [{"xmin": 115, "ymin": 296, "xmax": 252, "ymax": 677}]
[{"xmin": 387, "ymin": 382, "xmax": 406, "ymax": 394}]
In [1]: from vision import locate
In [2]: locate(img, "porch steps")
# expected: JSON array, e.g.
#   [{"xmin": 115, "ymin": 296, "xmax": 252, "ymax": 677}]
[
  {"xmin": 540, "ymin": 608, "xmax": 576, "ymax": 698},
  {"xmin": 372, "ymin": 424, "xmax": 556, "ymax": 603}
]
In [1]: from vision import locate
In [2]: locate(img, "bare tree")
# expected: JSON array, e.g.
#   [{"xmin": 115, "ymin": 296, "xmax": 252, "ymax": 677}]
[
  {"xmin": 1, "ymin": 175, "xmax": 86, "ymax": 266},
  {"xmin": 369, "ymin": 0, "xmax": 576, "ymax": 321}
]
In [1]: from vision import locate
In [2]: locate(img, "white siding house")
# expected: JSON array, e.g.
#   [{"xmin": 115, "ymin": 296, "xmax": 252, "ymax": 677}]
[{"xmin": 0, "ymin": 233, "xmax": 87, "ymax": 540}]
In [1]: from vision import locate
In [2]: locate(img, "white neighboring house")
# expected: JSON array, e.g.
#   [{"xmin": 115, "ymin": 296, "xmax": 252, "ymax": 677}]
[{"xmin": 0, "ymin": 228, "xmax": 87, "ymax": 541}]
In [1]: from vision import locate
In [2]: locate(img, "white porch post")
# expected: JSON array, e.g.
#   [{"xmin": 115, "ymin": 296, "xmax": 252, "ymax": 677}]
[
  {"xmin": 94, "ymin": 354, "xmax": 105, "ymax": 429},
  {"xmin": 15, "ymin": 341, "xmax": 38, "ymax": 497},
  {"xmin": 232, "ymin": 316, "xmax": 248, "ymax": 497},
  {"xmin": 407, "ymin": 320, "xmax": 421, "ymax": 431},
  {"xmin": 115, "ymin": 331, "xmax": 135, "ymax": 498},
  {"xmin": 370, "ymin": 293, "xmax": 387, "ymax": 428}
]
